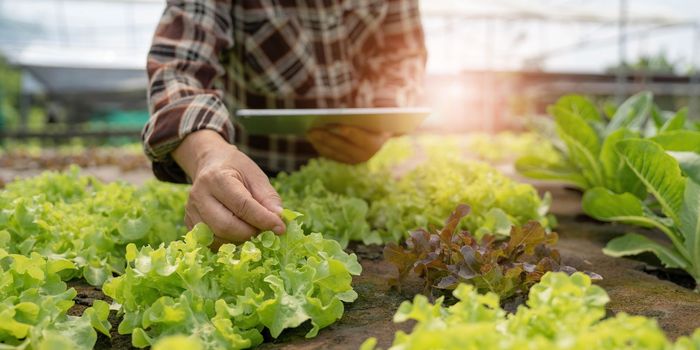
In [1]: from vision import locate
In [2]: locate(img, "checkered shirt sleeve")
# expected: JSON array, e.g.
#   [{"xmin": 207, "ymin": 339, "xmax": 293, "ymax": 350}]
[{"xmin": 142, "ymin": 0, "xmax": 234, "ymax": 182}]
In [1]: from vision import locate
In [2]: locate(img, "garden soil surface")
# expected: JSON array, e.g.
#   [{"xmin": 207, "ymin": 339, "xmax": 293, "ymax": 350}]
[{"xmin": 58, "ymin": 179, "xmax": 700, "ymax": 349}]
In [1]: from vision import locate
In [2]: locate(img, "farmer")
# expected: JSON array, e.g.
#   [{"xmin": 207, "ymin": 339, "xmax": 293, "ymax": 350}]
[{"xmin": 142, "ymin": 0, "xmax": 426, "ymax": 246}]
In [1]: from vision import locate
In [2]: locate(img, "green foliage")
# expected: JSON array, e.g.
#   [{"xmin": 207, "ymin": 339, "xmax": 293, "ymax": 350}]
[
  {"xmin": 0, "ymin": 166, "xmax": 189, "ymax": 286},
  {"xmin": 516, "ymin": 91, "xmax": 696, "ymax": 191},
  {"xmin": 0, "ymin": 57, "xmax": 22, "ymax": 130},
  {"xmin": 605, "ymin": 91, "xmax": 653, "ymax": 135},
  {"xmin": 369, "ymin": 157, "xmax": 550, "ymax": 243},
  {"xmin": 278, "ymin": 180, "xmax": 376, "ymax": 247},
  {"xmin": 583, "ymin": 139, "xmax": 700, "ymax": 289},
  {"xmin": 361, "ymin": 272, "xmax": 700, "ymax": 350},
  {"xmin": 519, "ymin": 92, "xmax": 700, "ymax": 289},
  {"xmin": 384, "ymin": 205, "xmax": 589, "ymax": 299},
  {"xmin": 276, "ymin": 138, "xmax": 550, "ymax": 246},
  {"xmin": 0, "ymin": 248, "xmax": 110, "ymax": 349},
  {"xmin": 465, "ymin": 132, "xmax": 560, "ymax": 163},
  {"xmin": 103, "ymin": 211, "xmax": 362, "ymax": 349}
]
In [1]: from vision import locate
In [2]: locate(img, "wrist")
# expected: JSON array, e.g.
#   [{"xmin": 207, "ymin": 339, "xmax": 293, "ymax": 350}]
[{"xmin": 172, "ymin": 129, "xmax": 235, "ymax": 179}]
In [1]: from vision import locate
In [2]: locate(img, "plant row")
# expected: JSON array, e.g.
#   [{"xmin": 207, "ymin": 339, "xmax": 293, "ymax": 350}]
[
  {"xmin": 362, "ymin": 272, "xmax": 700, "ymax": 350},
  {"xmin": 274, "ymin": 139, "xmax": 552, "ymax": 246}
]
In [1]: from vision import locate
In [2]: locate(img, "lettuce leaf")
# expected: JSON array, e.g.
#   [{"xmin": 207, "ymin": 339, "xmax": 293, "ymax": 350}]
[
  {"xmin": 0, "ymin": 248, "xmax": 110, "ymax": 349},
  {"xmin": 0, "ymin": 166, "xmax": 189, "ymax": 286},
  {"xmin": 103, "ymin": 214, "xmax": 361, "ymax": 349},
  {"xmin": 384, "ymin": 205, "xmax": 594, "ymax": 299},
  {"xmin": 276, "ymin": 140, "xmax": 550, "ymax": 246},
  {"xmin": 362, "ymin": 272, "xmax": 698, "ymax": 350}
]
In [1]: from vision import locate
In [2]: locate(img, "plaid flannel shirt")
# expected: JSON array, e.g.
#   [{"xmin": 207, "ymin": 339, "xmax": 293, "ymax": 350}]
[{"xmin": 142, "ymin": 0, "xmax": 427, "ymax": 183}]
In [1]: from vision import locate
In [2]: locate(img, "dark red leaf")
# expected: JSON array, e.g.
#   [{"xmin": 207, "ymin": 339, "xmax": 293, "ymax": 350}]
[{"xmin": 383, "ymin": 204, "xmax": 595, "ymax": 299}]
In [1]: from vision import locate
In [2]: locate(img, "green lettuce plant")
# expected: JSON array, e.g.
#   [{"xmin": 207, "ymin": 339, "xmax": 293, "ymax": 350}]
[
  {"xmin": 103, "ymin": 210, "xmax": 362, "ymax": 349},
  {"xmin": 0, "ymin": 247, "xmax": 111, "ymax": 349},
  {"xmin": 361, "ymin": 272, "xmax": 700, "ymax": 350},
  {"xmin": 0, "ymin": 167, "xmax": 189, "ymax": 286},
  {"xmin": 582, "ymin": 139, "xmax": 700, "ymax": 290},
  {"xmin": 369, "ymin": 157, "xmax": 551, "ymax": 242},
  {"xmin": 516, "ymin": 92, "xmax": 697, "ymax": 193},
  {"xmin": 276, "ymin": 145, "xmax": 551, "ymax": 245},
  {"xmin": 516, "ymin": 92, "xmax": 700, "ymax": 289},
  {"xmin": 275, "ymin": 180, "xmax": 376, "ymax": 246}
]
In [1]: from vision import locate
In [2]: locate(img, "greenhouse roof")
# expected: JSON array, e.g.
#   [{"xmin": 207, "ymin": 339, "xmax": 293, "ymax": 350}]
[{"xmin": 421, "ymin": 0, "xmax": 698, "ymax": 25}]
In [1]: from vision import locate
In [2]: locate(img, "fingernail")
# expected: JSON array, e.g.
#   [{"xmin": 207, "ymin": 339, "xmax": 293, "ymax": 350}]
[
  {"xmin": 272, "ymin": 205, "xmax": 283, "ymax": 214},
  {"xmin": 273, "ymin": 225, "xmax": 285, "ymax": 235}
]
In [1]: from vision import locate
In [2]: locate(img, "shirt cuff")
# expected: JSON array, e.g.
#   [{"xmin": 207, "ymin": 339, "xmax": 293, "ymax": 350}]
[{"xmin": 142, "ymin": 94, "xmax": 234, "ymax": 183}]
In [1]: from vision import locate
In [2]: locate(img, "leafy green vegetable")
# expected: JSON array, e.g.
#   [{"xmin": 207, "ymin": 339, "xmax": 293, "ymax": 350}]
[
  {"xmin": 669, "ymin": 152, "xmax": 700, "ymax": 184},
  {"xmin": 518, "ymin": 93, "xmax": 700, "ymax": 289},
  {"xmin": 550, "ymin": 103, "xmax": 604, "ymax": 186},
  {"xmin": 275, "ymin": 180, "xmax": 376, "ymax": 247},
  {"xmin": 617, "ymin": 139, "xmax": 685, "ymax": 223},
  {"xmin": 516, "ymin": 91, "xmax": 692, "ymax": 192},
  {"xmin": 464, "ymin": 132, "xmax": 560, "ymax": 163},
  {"xmin": 103, "ymin": 212, "xmax": 361, "ymax": 349},
  {"xmin": 276, "ymin": 139, "xmax": 550, "ymax": 246},
  {"xmin": 369, "ymin": 157, "xmax": 550, "ymax": 243},
  {"xmin": 0, "ymin": 166, "xmax": 189, "ymax": 286},
  {"xmin": 384, "ymin": 205, "xmax": 591, "ymax": 299},
  {"xmin": 583, "ymin": 139, "xmax": 700, "ymax": 289},
  {"xmin": 361, "ymin": 272, "xmax": 700, "ymax": 350},
  {"xmin": 605, "ymin": 91, "xmax": 653, "ymax": 135},
  {"xmin": 603, "ymin": 233, "xmax": 688, "ymax": 269},
  {"xmin": 650, "ymin": 130, "xmax": 700, "ymax": 153},
  {"xmin": 0, "ymin": 248, "xmax": 110, "ymax": 349}
]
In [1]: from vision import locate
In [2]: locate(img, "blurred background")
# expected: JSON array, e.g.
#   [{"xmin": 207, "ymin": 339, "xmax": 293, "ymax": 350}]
[{"xmin": 0, "ymin": 0, "xmax": 698, "ymax": 141}]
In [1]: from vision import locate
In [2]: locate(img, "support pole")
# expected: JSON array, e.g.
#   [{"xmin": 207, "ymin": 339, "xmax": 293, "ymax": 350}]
[
  {"xmin": 690, "ymin": 22, "xmax": 700, "ymax": 119},
  {"xmin": 616, "ymin": 0, "xmax": 628, "ymax": 103}
]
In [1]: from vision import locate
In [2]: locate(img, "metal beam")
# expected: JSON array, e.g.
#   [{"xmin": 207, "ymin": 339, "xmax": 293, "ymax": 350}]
[{"xmin": 0, "ymin": 129, "xmax": 141, "ymax": 140}]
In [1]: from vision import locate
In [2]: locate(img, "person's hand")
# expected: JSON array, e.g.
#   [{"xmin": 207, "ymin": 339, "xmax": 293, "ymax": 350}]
[
  {"xmin": 172, "ymin": 130, "xmax": 285, "ymax": 249},
  {"xmin": 306, "ymin": 125, "xmax": 391, "ymax": 164}
]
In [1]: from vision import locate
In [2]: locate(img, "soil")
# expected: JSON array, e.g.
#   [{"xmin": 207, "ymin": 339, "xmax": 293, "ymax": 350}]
[{"xmin": 643, "ymin": 266, "xmax": 697, "ymax": 290}]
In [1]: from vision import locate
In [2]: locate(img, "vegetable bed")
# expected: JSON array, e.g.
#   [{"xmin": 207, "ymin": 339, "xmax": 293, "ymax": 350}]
[{"xmin": 55, "ymin": 185, "xmax": 700, "ymax": 349}]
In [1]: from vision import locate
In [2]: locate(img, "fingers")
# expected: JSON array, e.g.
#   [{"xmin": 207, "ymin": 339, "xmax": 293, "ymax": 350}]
[
  {"xmin": 211, "ymin": 170, "xmax": 285, "ymax": 234},
  {"xmin": 187, "ymin": 201, "xmax": 250, "ymax": 248},
  {"xmin": 330, "ymin": 126, "xmax": 391, "ymax": 150},
  {"xmin": 244, "ymin": 167, "xmax": 285, "ymax": 216},
  {"xmin": 192, "ymin": 192, "xmax": 259, "ymax": 243},
  {"xmin": 308, "ymin": 135, "xmax": 357, "ymax": 164},
  {"xmin": 308, "ymin": 129, "xmax": 370, "ymax": 163},
  {"xmin": 185, "ymin": 146, "xmax": 288, "ymax": 248}
]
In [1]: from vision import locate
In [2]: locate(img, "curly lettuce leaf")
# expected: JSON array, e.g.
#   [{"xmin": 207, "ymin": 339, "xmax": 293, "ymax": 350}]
[
  {"xmin": 363, "ymin": 272, "xmax": 696, "ymax": 350},
  {"xmin": 104, "ymin": 216, "xmax": 361, "ymax": 349},
  {"xmin": 0, "ymin": 166, "xmax": 189, "ymax": 286},
  {"xmin": 0, "ymin": 249, "xmax": 110, "ymax": 349}
]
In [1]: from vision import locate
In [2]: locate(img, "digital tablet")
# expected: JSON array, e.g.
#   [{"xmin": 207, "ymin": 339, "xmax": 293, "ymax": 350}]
[{"xmin": 236, "ymin": 107, "xmax": 430, "ymax": 135}]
